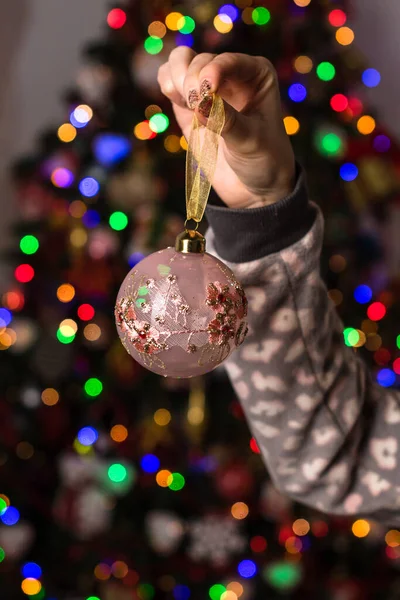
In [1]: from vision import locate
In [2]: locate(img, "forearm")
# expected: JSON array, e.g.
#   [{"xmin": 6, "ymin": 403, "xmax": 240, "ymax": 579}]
[{"xmin": 206, "ymin": 165, "xmax": 400, "ymax": 524}]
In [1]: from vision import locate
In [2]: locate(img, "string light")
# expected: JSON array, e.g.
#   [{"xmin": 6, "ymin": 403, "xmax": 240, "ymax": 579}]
[{"xmin": 336, "ymin": 26, "xmax": 355, "ymax": 45}]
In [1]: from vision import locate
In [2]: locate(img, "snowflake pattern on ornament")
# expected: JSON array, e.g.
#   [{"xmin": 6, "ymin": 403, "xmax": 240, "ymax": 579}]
[{"xmin": 187, "ymin": 515, "xmax": 246, "ymax": 565}]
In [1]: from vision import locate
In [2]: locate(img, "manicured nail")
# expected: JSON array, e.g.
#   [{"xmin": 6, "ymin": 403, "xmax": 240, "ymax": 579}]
[
  {"xmin": 200, "ymin": 79, "xmax": 212, "ymax": 97},
  {"xmin": 187, "ymin": 89, "xmax": 200, "ymax": 109},
  {"xmin": 197, "ymin": 94, "xmax": 213, "ymax": 118}
]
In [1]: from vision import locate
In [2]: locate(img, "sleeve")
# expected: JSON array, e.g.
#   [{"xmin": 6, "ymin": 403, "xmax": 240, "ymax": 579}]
[{"xmin": 205, "ymin": 164, "xmax": 400, "ymax": 524}]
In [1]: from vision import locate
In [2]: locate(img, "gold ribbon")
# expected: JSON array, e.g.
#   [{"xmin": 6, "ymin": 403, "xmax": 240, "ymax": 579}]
[{"xmin": 185, "ymin": 94, "xmax": 225, "ymax": 225}]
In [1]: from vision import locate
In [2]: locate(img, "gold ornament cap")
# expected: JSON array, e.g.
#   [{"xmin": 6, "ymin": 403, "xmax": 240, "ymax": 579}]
[{"xmin": 175, "ymin": 229, "xmax": 206, "ymax": 254}]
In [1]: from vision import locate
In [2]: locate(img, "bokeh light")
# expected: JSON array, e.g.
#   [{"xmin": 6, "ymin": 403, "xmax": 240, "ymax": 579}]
[
  {"xmin": 109, "ymin": 211, "xmax": 128, "ymax": 231},
  {"xmin": 58, "ymin": 123, "xmax": 77, "ymax": 143},
  {"xmin": 165, "ymin": 12, "xmax": 183, "ymax": 30},
  {"xmin": 250, "ymin": 535, "xmax": 267, "ymax": 552},
  {"xmin": 373, "ymin": 135, "xmax": 391, "ymax": 153},
  {"xmin": 209, "ymin": 584, "xmax": 226, "ymax": 600},
  {"xmin": 77, "ymin": 426, "xmax": 98, "ymax": 446},
  {"xmin": 329, "ymin": 9, "xmax": 347, "ymax": 27},
  {"xmin": 367, "ymin": 302, "xmax": 386, "ymax": 321},
  {"xmin": 144, "ymin": 36, "xmax": 163, "ymax": 55},
  {"xmin": 22, "ymin": 563, "xmax": 42, "ymax": 579},
  {"xmin": 154, "ymin": 408, "xmax": 171, "ymax": 425},
  {"xmin": 70, "ymin": 105, "xmax": 93, "ymax": 128},
  {"xmin": 294, "ymin": 55, "xmax": 313, "ymax": 74},
  {"xmin": 84, "ymin": 377, "xmax": 103, "ymax": 397},
  {"xmin": 156, "ymin": 469, "xmax": 173, "ymax": 487},
  {"xmin": 293, "ymin": 0, "xmax": 311, "ymax": 6},
  {"xmin": 292, "ymin": 518, "xmax": 310, "ymax": 536},
  {"xmin": 362, "ymin": 68, "xmax": 381, "ymax": 88},
  {"xmin": 316, "ymin": 62, "xmax": 335, "ymax": 81},
  {"xmin": 340, "ymin": 163, "xmax": 358, "ymax": 181},
  {"xmin": 141, "ymin": 454, "xmax": 160, "ymax": 473},
  {"xmin": 149, "ymin": 113, "xmax": 169, "ymax": 133},
  {"xmin": 336, "ymin": 26, "xmax": 355, "ymax": 45},
  {"xmin": 386, "ymin": 530, "xmax": 400, "ymax": 547},
  {"xmin": 15, "ymin": 264, "xmax": 34, "ymax": 283},
  {"xmin": 352, "ymin": 519, "xmax": 370, "ymax": 538},
  {"xmin": 177, "ymin": 15, "xmax": 196, "ymax": 33},
  {"xmin": 1, "ymin": 506, "xmax": 20, "ymax": 526},
  {"xmin": 83, "ymin": 324, "xmax": 101, "ymax": 341},
  {"xmin": 2, "ymin": 290, "xmax": 24, "ymax": 311},
  {"xmin": 148, "ymin": 21, "xmax": 167, "ymax": 37},
  {"xmin": 164, "ymin": 135, "xmax": 182, "ymax": 153},
  {"xmin": 219, "ymin": 4, "xmax": 239, "ymax": 22},
  {"xmin": 330, "ymin": 94, "xmax": 348, "ymax": 112},
  {"xmin": 252, "ymin": 7, "xmax": 271, "ymax": 25},
  {"xmin": 57, "ymin": 283, "xmax": 75, "ymax": 302},
  {"xmin": 78, "ymin": 304, "xmax": 95, "ymax": 321},
  {"xmin": 134, "ymin": 120, "xmax": 157, "ymax": 140},
  {"xmin": 288, "ymin": 83, "xmax": 307, "ymax": 102},
  {"xmin": 41, "ymin": 388, "xmax": 59, "ymax": 406},
  {"xmin": 107, "ymin": 8, "xmax": 127, "ymax": 29},
  {"xmin": 377, "ymin": 368, "xmax": 396, "ymax": 387},
  {"xmin": 168, "ymin": 472, "xmax": 185, "ymax": 491},
  {"xmin": 213, "ymin": 14, "xmax": 233, "ymax": 33},
  {"xmin": 108, "ymin": 463, "xmax": 127, "ymax": 483},
  {"xmin": 93, "ymin": 133, "xmax": 131, "ymax": 167},
  {"xmin": 51, "ymin": 168, "xmax": 74, "ymax": 188},
  {"xmin": 238, "ymin": 559, "xmax": 257, "ymax": 578},
  {"xmin": 79, "ymin": 177, "xmax": 100, "ymax": 198},
  {"xmin": 357, "ymin": 115, "xmax": 376, "ymax": 135},
  {"xmin": 21, "ymin": 578, "xmax": 42, "ymax": 595},
  {"xmin": 354, "ymin": 285, "xmax": 372, "ymax": 304},
  {"xmin": 110, "ymin": 424, "xmax": 128, "ymax": 442},
  {"xmin": 0, "ymin": 308, "xmax": 12, "ymax": 328},
  {"xmin": 284, "ymin": 116, "xmax": 300, "ymax": 135},
  {"xmin": 231, "ymin": 502, "xmax": 249, "ymax": 519}
]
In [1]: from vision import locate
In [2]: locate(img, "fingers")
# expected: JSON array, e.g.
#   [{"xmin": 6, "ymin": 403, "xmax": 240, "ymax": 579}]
[
  {"xmin": 181, "ymin": 52, "xmax": 216, "ymax": 108},
  {"xmin": 157, "ymin": 62, "xmax": 187, "ymax": 109}
]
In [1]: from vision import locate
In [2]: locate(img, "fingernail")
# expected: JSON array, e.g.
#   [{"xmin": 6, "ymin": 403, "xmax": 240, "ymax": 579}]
[
  {"xmin": 200, "ymin": 79, "xmax": 212, "ymax": 97},
  {"xmin": 197, "ymin": 95, "xmax": 213, "ymax": 118},
  {"xmin": 187, "ymin": 89, "xmax": 200, "ymax": 109}
]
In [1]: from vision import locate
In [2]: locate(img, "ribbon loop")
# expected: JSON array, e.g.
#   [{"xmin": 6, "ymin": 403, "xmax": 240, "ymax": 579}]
[{"xmin": 185, "ymin": 94, "xmax": 225, "ymax": 224}]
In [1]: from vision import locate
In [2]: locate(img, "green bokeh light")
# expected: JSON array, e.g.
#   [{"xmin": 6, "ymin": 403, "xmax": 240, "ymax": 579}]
[
  {"xmin": 108, "ymin": 463, "xmax": 127, "ymax": 483},
  {"xmin": 86, "ymin": 597, "xmax": 101, "ymax": 600},
  {"xmin": 343, "ymin": 327, "xmax": 359, "ymax": 347},
  {"xmin": 109, "ymin": 211, "xmax": 128, "ymax": 231},
  {"xmin": 264, "ymin": 561, "xmax": 302, "ymax": 591},
  {"xmin": 0, "ymin": 499, "xmax": 7, "ymax": 515},
  {"xmin": 0, "ymin": 547, "xmax": 5, "ymax": 562},
  {"xmin": 397, "ymin": 335, "xmax": 400, "ymax": 349},
  {"xmin": 137, "ymin": 583, "xmax": 155, "ymax": 600},
  {"xmin": 168, "ymin": 472, "xmax": 185, "ymax": 491},
  {"xmin": 144, "ymin": 36, "xmax": 163, "ymax": 55},
  {"xmin": 252, "ymin": 7, "xmax": 271, "ymax": 25},
  {"xmin": 20, "ymin": 235, "xmax": 39, "ymax": 255},
  {"xmin": 84, "ymin": 377, "xmax": 103, "ymax": 397},
  {"xmin": 57, "ymin": 329, "xmax": 75, "ymax": 344},
  {"xmin": 321, "ymin": 133, "xmax": 342, "ymax": 155},
  {"xmin": 30, "ymin": 588, "xmax": 45, "ymax": 600},
  {"xmin": 317, "ymin": 61, "xmax": 336, "ymax": 81},
  {"xmin": 179, "ymin": 15, "xmax": 195, "ymax": 34},
  {"xmin": 209, "ymin": 584, "xmax": 226, "ymax": 600},
  {"xmin": 149, "ymin": 113, "xmax": 169, "ymax": 133}
]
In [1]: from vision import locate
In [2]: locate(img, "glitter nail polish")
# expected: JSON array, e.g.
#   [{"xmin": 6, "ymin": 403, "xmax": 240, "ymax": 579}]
[
  {"xmin": 198, "ymin": 95, "xmax": 213, "ymax": 118},
  {"xmin": 188, "ymin": 89, "xmax": 199, "ymax": 109},
  {"xmin": 200, "ymin": 79, "xmax": 212, "ymax": 97}
]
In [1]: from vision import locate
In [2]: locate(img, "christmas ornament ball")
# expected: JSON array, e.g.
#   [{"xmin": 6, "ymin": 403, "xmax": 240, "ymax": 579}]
[{"xmin": 115, "ymin": 231, "xmax": 248, "ymax": 378}]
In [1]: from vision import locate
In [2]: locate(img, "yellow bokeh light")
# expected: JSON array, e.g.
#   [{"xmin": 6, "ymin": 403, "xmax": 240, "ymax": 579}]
[
  {"xmin": 148, "ymin": 21, "xmax": 167, "ymax": 38},
  {"xmin": 293, "ymin": 0, "xmax": 311, "ymax": 6},
  {"xmin": 361, "ymin": 319, "xmax": 378, "ymax": 334},
  {"xmin": 357, "ymin": 115, "xmax": 376, "ymax": 135},
  {"xmin": 385, "ymin": 530, "xmax": 400, "ymax": 547},
  {"xmin": 58, "ymin": 123, "xmax": 77, "ymax": 143},
  {"xmin": 57, "ymin": 283, "xmax": 75, "ymax": 303},
  {"xmin": 75, "ymin": 104, "xmax": 93, "ymax": 121},
  {"xmin": 214, "ymin": 14, "xmax": 233, "ymax": 33},
  {"xmin": 0, "ymin": 328, "xmax": 17, "ymax": 350},
  {"xmin": 84, "ymin": 323, "xmax": 101, "ymax": 341},
  {"xmin": 41, "ymin": 388, "xmax": 59, "ymax": 406},
  {"xmin": 59, "ymin": 319, "xmax": 78, "ymax": 337},
  {"xmin": 336, "ymin": 26, "xmax": 355, "ymax": 45},
  {"xmin": 221, "ymin": 592, "xmax": 238, "ymax": 600},
  {"xmin": 227, "ymin": 582, "xmax": 244, "ymax": 597},
  {"xmin": 134, "ymin": 121, "xmax": 154, "ymax": 140},
  {"xmin": 352, "ymin": 519, "xmax": 370, "ymax": 538},
  {"xmin": 70, "ymin": 228, "xmax": 88, "ymax": 248},
  {"xmin": 94, "ymin": 562, "xmax": 111, "ymax": 580},
  {"xmin": 145, "ymin": 104, "xmax": 162, "ymax": 119},
  {"xmin": 73, "ymin": 439, "xmax": 92, "ymax": 455},
  {"xmin": 154, "ymin": 408, "xmax": 171, "ymax": 426},
  {"xmin": 21, "ymin": 578, "xmax": 42, "ymax": 595},
  {"xmin": 180, "ymin": 135, "xmax": 188, "ymax": 151},
  {"xmin": 292, "ymin": 518, "xmax": 310, "ymax": 536},
  {"xmin": 110, "ymin": 424, "xmax": 128, "ymax": 442},
  {"xmin": 353, "ymin": 329, "xmax": 366, "ymax": 348},
  {"xmin": 69, "ymin": 200, "xmax": 87, "ymax": 218},
  {"xmin": 285, "ymin": 535, "xmax": 301, "ymax": 554},
  {"xmin": 365, "ymin": 333, "xmax": 382, "ymax": 351},
  {"xmin": 284, "ymin": 116, "xmax": 300, "ymax": 136},
  {"xmin": 294, "ymin": 55, "xmax": 313, "ymax": 74},
  {"xmin": 156, "ymin": 469, "xmax": 173, "ymax": 487},
  {"xmin": 241, "ymin": 7, "xmax": 255, "ymax": 24},
  {"xmin": 165, "ymin": 12, "xmax": 183, "ymax": 31},
  {"xmin": 231, "ymin": 502, "xmax": 249, "ymax": 520},
  {"xmin": 112, "ymin": 560, "xmax": 129, "ymax": 578},
  {"xmin": 164, "ymin": 135, "xmax": 182, "ymax": 153}
]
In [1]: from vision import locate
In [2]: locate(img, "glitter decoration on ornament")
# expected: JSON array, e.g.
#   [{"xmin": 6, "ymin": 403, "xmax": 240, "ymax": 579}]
[
  {"xmin": 115, "ymin": 250, "xmax": 248, "ymax": 377},
  {"xmin": 187, "ymin": 514, "xmax": 246, "ymax": 565}
]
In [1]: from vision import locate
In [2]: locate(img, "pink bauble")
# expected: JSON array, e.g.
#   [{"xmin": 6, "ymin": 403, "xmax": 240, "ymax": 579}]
[{"xmin": 115, "ymin": 247, "xmax": 248, "ymax": 378}]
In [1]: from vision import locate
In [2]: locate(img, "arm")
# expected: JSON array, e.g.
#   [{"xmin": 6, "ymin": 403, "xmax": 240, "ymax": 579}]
[{"xmin": 206, "ymin": 165, "xmax": 400, "ymax": 524}]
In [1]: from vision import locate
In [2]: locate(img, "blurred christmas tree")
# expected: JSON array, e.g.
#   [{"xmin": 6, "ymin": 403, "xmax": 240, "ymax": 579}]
[{"xmin": 1, "ymin": 1, "xmax": 400, "ymax": 599}]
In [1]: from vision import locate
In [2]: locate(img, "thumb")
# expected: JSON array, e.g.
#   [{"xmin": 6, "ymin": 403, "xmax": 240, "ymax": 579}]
[{"xmin": 195, "ymin": 96, "xmax": 255, "ymax": 152}]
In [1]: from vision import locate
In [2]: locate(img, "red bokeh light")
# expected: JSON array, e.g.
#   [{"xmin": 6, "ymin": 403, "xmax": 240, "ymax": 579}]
[
  {"xmin": 348, "ymin": 97, "xmax": 364, "ymax": 117},
  {"xmin": 14, "ymin": 264, "xmax": 34, "ymax": 283},
  {"xmin": 278, "ymin": 525, "xmax": 293, "ymax": 545},
  {"xmin": 3, "ymin": 290, "xmax": 25, "ymax": 311},
  {"xmin": 328, "ymin": 9, "xmax": 347, "ymax": 27},
  {"xmin": 311, "ymin": 520, "xmax": 329, "ymax": 537},
  {"xmin": 367, "ymin": 302, "xmax": 386, "ymax": 321},
  {"xmin": 374, "ymin": 348, "xmax": 391, "ymax": 366},
  {"xmin": 77, "ymin": 303, "xmax": 95, "ymax": 321},
  {"xmin": 330, "ymin": 94, "xmax": 349, "ymax": 112},
  {"xmin": 250, "ymin": 437, "xmax": 260, "ymax": 454},
  {"xmin": 107, "ymin": 8, "xmax": 127, "ymax": 29},
  {"xmin": 393, "ymin": 359, "xmax": 400, "ymax": 375},
  {"xmin": 251, "ymin": 535, "xmax": 267, "ymax": 553}
]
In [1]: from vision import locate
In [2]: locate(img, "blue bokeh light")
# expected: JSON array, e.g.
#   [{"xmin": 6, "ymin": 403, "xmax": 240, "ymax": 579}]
[
  {"xmin": 0, "ymin": 308, "xmax": 12, "ymax": 328},
  {"xmin": 362, "ymin": 68, "xmax": 381, "ymax": 88},
  {"xmin": 238, "ymin": 559, "xmax": 257, "ymax": 578},
  {"xmin": 1, "ymin": 506, "xmax": 20, "ymax": 526},
  {"xmin": 373, "ymin": 135, "xmax": 391, "ymax": 153},
  {"xmin": 377, "ymin": 368, "xmax": 396, "ymax": 387},
  {"xmin": 70, "ymin": 112, "xmax": 89, "ymax": 129},
  {"xmin": 141, "ymin": 454, "xmax": 160, "ymax": 473},
  {"xmin": 77, "ymin": 426, "xmax": 98, "ymax": 446},
  {"xmin": 128, "ymin": 252, "xmax": 145, "ymax": 267},
  {"xmin": 354, "ymin": 284, "xmax": 372, "ymax": 304},
  {"xmin": 219, "ymin": 3, "xmax": 239, "ymax": 21},
  {"xmin": 173, "ymin": 584, "xmax": 191, "ymax": 600},
  {"xmin": 82, "ymin": 209, "xmax": 101, "ymax": 229},
  {"xmin": 79, "ymin": 177, "xmax": 100, "ymax": 198},
  {"xmin": 93, "ymin": 133, "xmax": 131, "ymax": 167},
  {"xmin": 340, "ymin": 163, "xmax": 358, "ymax": 182},
  {"xmin": 175, "ymin": 33, "xmax": 194, "ymax": 47},
  {"xmin": 288, "ymin": 83, "xmax": 307, "ymax": 103},
  {"xmin": 22, "ymin": 562, "xmax": 42, "ymax": 579}
]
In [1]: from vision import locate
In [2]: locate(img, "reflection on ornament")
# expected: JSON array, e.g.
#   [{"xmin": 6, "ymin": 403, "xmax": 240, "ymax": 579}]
[
  {"xmin": 146, "ymin": 510, "xmax": 185, "ymax": 554},
  {"xmin": 188, "ymin": 514, "xmax": 246, "ymax": 565},
  {"xmin": 115, "ymin": 246, "xmax": 248, "ymax": 378}
]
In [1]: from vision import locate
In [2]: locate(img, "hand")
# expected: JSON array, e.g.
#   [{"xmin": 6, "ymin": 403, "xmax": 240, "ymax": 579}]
[{"xmin": 158, "ymin": 48, "xmax": 296, "ymax": 209}]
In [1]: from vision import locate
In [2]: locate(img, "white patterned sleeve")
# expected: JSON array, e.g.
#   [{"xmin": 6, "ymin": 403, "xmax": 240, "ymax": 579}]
[{"xmin": 207, "ymin": 204, "xmax": 400, "ymax": 524}]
